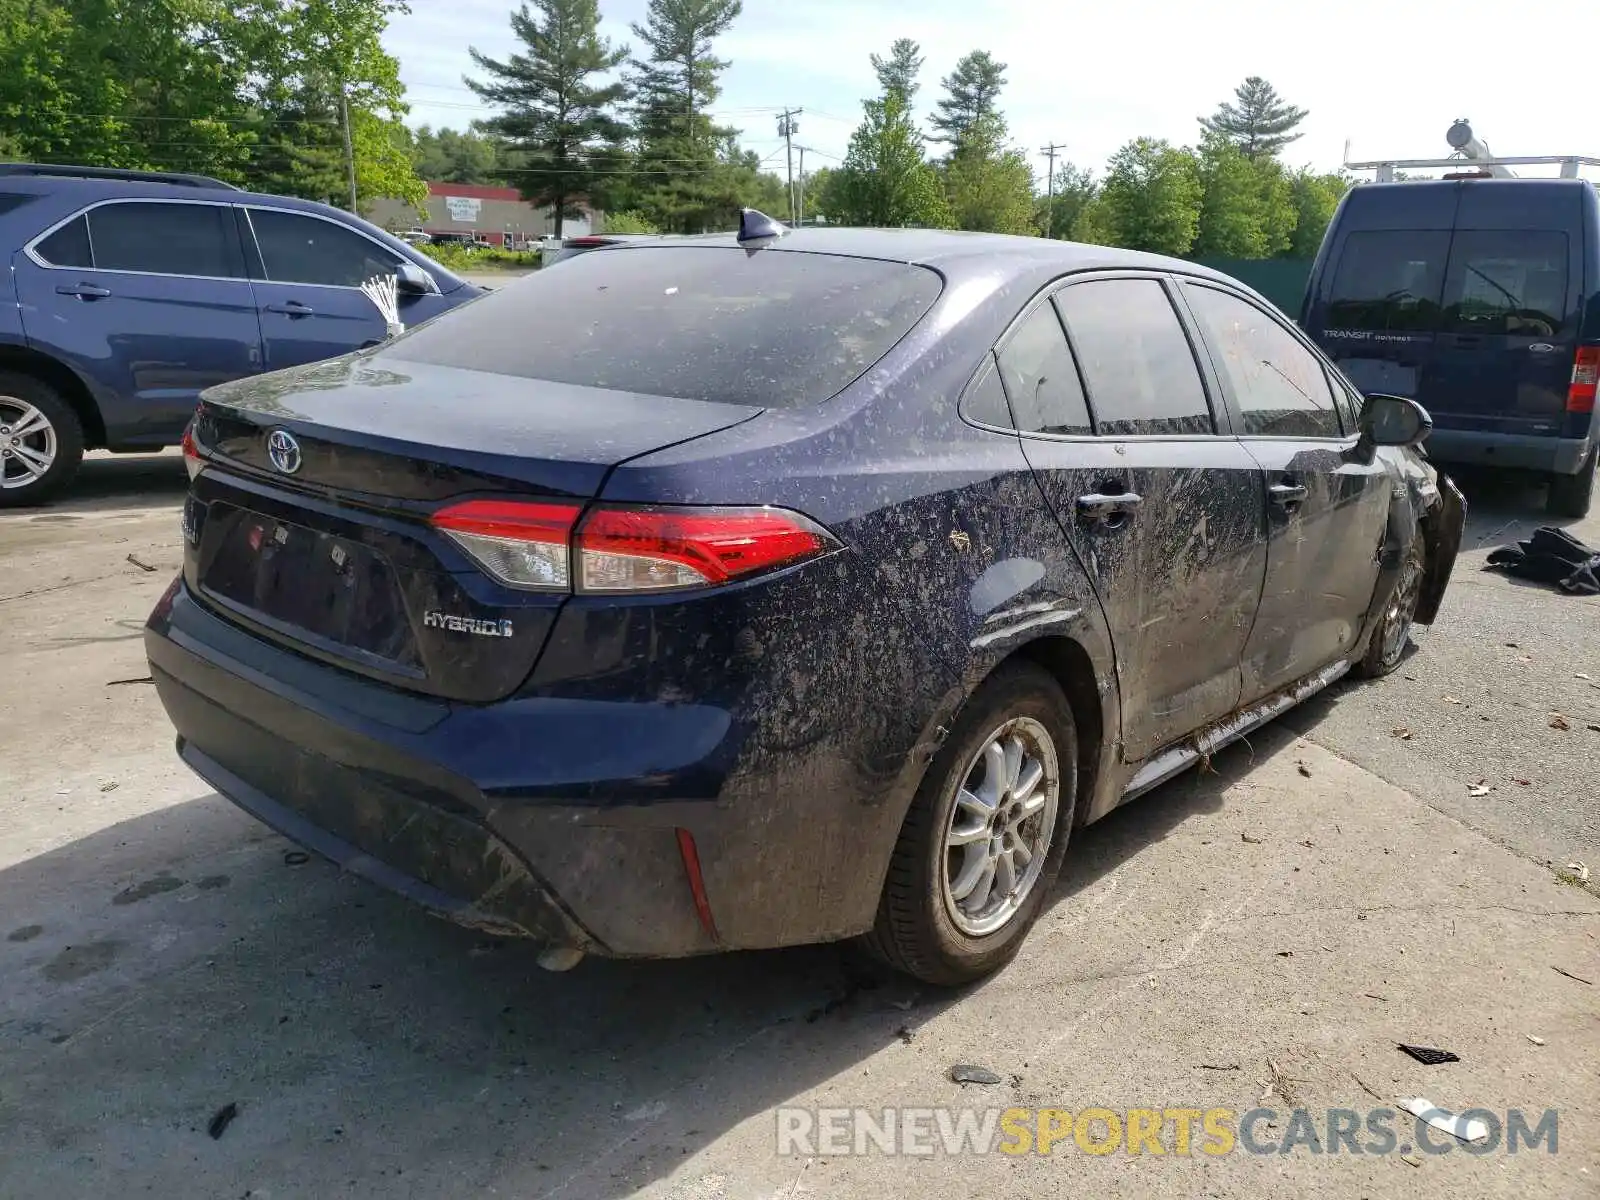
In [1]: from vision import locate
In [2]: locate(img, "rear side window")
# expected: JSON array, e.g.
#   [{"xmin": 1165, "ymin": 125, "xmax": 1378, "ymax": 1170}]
[
  {"xmin": 1055, "ymin": 279, "xmax": 1213, "ymax": 436},
  {"xmin": 88, "ymin": 202, "xmax": 243, "ymax": 278},
  {"xmin": 386, "ymin": 247, "xmax": 943, "ymax": 407},
  {"xmin": 249, "ymin": 208, "xmax": 404, "ymax": 287},
  {"xmin": 996, "ymin": 303, "xmax": 1091, "ymax": 435},
  {"xmin": 1440, "ymin": 230, "xmax": 1569, "ymax": 336},
  {"xmin": 1184, "ymin": 284, "xmax": 1342, "ymax": 438},
  {"xmin": 34, "ymin": 215, "xmax": 92, "ymax": 268},
  {"xmin": 962, "ymin": 355, "xmax": 1013, "ymax": 428},
  {"xmin": 1323, "ymin": 230, "xmax": 1449, "ymax": 332}
]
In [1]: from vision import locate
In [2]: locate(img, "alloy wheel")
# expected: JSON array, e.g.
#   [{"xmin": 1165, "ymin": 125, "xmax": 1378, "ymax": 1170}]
[
  {"xmin": 1380, "ymin": 553, "xmax": 1425, "ymax": 665},
  {"xmin": 0, "ymin": 396, "xmax": 57, "ymax": 491},
  {"xmin": 942, "ymin": 716, "xmax": 1060, "ymax": 937}
]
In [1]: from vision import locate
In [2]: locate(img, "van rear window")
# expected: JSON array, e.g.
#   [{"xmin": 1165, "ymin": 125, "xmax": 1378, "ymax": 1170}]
[
  {"xmin": 1324, "ymin": 231, "xmax": 1449, "ymax": 332},
  {"xmin": 1439, "ymin": 230, "xmax": 1568, "ymax": 336}
]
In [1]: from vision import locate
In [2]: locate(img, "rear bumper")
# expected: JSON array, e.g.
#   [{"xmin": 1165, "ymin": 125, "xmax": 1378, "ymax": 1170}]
[
  {"xmin": 1424, "ymin": 428, "xmax": 1591, "ymax": 474},
  {"xmin": 145, "ymin": 582, "xmax": 896, "ymax": 957},
  {"xmin": 147, "ymin": 584, "xmax": 730, "ymax": 958}
]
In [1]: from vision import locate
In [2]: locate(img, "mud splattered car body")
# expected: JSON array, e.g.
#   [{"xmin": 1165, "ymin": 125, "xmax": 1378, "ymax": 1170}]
[{"xmin": 145, "ymin": 227, "xmax": 1465, "ymax": 983}]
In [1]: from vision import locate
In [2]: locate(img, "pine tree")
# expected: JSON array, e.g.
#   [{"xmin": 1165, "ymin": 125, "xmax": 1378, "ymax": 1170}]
[
  {"xmin": 1199, "ymin": 76, "xmax": 1308, "ymax": 160},
  {"xmin": 467, "ymin": 0, "xmax": 629, "ymax": 238},
  {"xmin": 929, "ymin": 50, "xmax": 1006, "ymax": 148},
  {"xmin": 870, "ymin": 38, "xmax": 924, "ymax": 105},
  {"xmin": 620, "ymin": 0, "xmax": 743, "ymax": 232}
]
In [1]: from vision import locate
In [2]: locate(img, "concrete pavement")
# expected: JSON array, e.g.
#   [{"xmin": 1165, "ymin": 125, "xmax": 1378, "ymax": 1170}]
[{"xmin": 1, "ymin": 453, "xmax": 1597, "ymax": 1198}]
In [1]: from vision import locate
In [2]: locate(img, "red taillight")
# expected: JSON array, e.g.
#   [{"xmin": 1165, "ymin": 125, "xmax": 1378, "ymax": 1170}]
[
  {"xmin": 181, "ymin": 424, "xmax": 202, "ymax": 482},
  {"xmin": 431, "ymin": 499, "xmax": 582, "ymax": 591},
  {"xmin": 1568, "ymin": 346, "xmax": 1600, "ymax": 414},
  {"xmin": 428, "ymin": 500, "xmax": 836, "ymax": 593},
  {"xmin": 577, "ymin": 506, "xmax": 834, "ymax": 593}
]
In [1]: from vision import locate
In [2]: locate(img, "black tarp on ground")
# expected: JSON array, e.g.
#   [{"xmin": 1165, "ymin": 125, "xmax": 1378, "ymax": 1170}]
[{"xmin": 1486, "ymin": 526, "xmax": 1600, "ymax": 595}]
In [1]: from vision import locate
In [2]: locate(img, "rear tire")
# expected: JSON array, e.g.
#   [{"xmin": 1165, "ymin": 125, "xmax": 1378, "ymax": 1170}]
[
  {"xmin": 1357, "ymin": 539, "xmax": 1426, "ymax": 679},
  {"xmin": 860, "ymin": 662, "xmax": 1077, "ymax": 986},
  {"xmin": 1547, "ymin": 450, "xmax": 1596, "ymax": 519},
  {"xmin": 0, "ymin": 373, "xmax": 84, "ymax": 508}
]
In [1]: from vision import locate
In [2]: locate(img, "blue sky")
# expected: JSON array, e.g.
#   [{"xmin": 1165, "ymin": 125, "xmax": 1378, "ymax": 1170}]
[{"xmin": 385, "ymin": 0, "xmax": 1599, "ymax": 186}]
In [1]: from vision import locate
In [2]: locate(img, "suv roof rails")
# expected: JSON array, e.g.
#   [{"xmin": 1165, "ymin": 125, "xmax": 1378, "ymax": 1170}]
[{"xmin": 0, "ymin": 162, "xmax": 241, "ymax": 191}]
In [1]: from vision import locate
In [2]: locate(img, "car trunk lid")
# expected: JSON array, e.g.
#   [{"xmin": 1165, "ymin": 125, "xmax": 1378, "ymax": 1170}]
[{"xmin": 184, "ymin": 355, "xmax": 761, "ymax": 702}]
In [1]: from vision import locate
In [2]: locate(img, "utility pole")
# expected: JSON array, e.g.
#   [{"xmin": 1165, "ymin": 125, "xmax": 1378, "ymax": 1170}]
[
  {"xmin": 777, "ymin": 108, "xmax": 802, "ymax": 224},
  {"xmin": 795, "ymin": 145, "xmax": 809, "ymax": 225},
  {"xmin": 1039, "ymin": 142, "xmax": 1066, "ymax": 238},
  {"xmin": 341, "ymin": 87, "xmax": 358, "ymax": 214}
]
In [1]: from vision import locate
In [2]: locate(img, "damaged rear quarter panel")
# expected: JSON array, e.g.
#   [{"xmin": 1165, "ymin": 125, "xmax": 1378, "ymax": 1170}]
[{"xmin": 568, "ymin": 275, "xmax": 1121, "ymax": 948}]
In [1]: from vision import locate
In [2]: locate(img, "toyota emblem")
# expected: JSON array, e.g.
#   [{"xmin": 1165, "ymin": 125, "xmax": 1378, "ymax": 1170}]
[{"xmin": 266, "ymin": 429, "xmax": 302, "ymax": 475}]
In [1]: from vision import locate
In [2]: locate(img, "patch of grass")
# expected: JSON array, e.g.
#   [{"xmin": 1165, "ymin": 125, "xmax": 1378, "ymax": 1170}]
[{"xmin": 419, "ymin": 244, "xmax": 541, "ymax": 273}]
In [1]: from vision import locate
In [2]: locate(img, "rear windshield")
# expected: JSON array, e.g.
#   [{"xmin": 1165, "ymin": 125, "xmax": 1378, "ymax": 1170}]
[
  {"xmin": 1324, "ymin": 230, "xmax": 1449, "ymax": 332},
  {"xmin": 1323, "ymin": 228, "xmax": 1571, "ymax": 335},
  {"xmin": 1440, "ymin": 230, "xmax": 1568, "ymax": 336},
  {"xmin": 386, "ymin": 246, "xmax": 943, "ymax": 407}
]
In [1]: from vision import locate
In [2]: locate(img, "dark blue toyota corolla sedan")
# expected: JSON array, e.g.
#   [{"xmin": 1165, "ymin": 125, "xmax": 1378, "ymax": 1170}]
[{"xmin": 145, "ymin": 218, "xmax": 1466, "ymax": 985}]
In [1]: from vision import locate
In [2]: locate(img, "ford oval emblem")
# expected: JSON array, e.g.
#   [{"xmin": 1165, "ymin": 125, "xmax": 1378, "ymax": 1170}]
[{"xmin": 266, "ymin": 429, "xmax": 302, "ymax": 475}]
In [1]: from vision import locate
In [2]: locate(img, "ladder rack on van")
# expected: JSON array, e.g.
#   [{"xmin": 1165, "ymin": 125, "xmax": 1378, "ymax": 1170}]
[{"xmin": 1345, "ymin": 155, "xmax": 1600, "ymax": 182}]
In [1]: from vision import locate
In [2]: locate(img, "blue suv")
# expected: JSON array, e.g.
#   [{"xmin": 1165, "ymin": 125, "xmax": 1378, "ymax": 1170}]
[{"xmin": 0, "ymin": 164, "xmax": 483, "ymax": 506}]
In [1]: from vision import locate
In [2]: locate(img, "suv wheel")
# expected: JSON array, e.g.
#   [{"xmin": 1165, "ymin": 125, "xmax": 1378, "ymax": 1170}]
[
  {"xmin": 861, "ymin": 662, "xmax": 1077, "ymax": 985},
  {"xmin": 1548, "ymin": 449, "xmax": 1596, "ymax": 519},
  {"xmin": 0, "ymin": 373, "xmax": 84, "ymax": 508}
]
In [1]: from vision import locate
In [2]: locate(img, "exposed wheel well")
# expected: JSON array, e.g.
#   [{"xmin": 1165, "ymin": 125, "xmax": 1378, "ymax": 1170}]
[
  {"xmin": 0, "ymin": 346, "xmax": 104, "ymax": 447},
  {"xmin": 1013, "ymin": 637, "xmax": 1105, "ymax": 826}
]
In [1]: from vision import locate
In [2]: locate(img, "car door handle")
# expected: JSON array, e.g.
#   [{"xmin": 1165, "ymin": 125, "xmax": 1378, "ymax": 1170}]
[
  {"xmin": 56, "ymin": 283, "xmax": 111, "ymax": 299},
  {"xmin": 1076, "ymin": 490, "xmax": 1143, "ymax": 522},
  {"xmin": 265, "ymin": 301, "xmax": 315, "ymax": 317},
  {"xmin": 1269, "ymin": 481, "xmax": 1309, "ymax": 507}
]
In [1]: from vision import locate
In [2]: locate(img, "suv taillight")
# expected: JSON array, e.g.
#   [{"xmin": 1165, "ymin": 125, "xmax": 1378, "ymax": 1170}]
[
  {"xmin": 1568, "ymin": 346, "xmax": 1599, "ymax": 414},
  {"xmin": 430, "ymin": 500, "xmax": 838, "ymax": 594}
]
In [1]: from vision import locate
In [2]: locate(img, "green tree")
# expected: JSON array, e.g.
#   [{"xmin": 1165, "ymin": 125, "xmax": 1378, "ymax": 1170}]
[
  {"xmin": 803, "ymin": 164, "xmax": 837, "ymax": 221},
  {"xmin": 411, "ymin": 124, "xmax": 501, "ymax": 183},
  {"xmin": 1069, "ymin": 195, "xmax": 1117, "ymax": 246},
  {"xmin": 870, "ymin": 37, "xmax": 924, "ymax": 105},
  {"xmin": 602, "ymin": 209, "xmax": 659, "ymax": 233},
  {"xmin": 0, "ymin": 0, "xmax": 257, "ymax": 178},
  {"xmin": 239, "ymin": 0, "xmax": 423, "ymax": 207},
  {"xmin": 1098, "ymin": 137, "xmax": 1202, "ymax": 255},
  {"xmin": 467, "ymin": 0, "xmax": 628, "ymax": 238},
  {"xmin": 944, "ymin": 112, "xmax": 1034, "ymax": 234},
  {"xmin": 1288, "ymin": 169, "xmax": 1349, "ymax": 257},
  {"xmin": 1199, "ymin": 76, "xmax": 1308, "ymax": 160},
  {"xmin": 624, "ymin": 0, "xmax": 743, "ymax": 232},
  {"xmin": 832, "ymin": 90, "xmax": 950, "ymax": 228},
  {"xmin": 1037, "ymin": 161, "xmax": 1097, "ymax": 240},
  {"xmin": 929, "ymin": 49, "xmax": 1005, "ymax": 149},
  {"xmin": 1193, "ymin": 133, "xmax": 1266, "ymax": 257},
  {"xmin": 1252, "ymin": 154, "xmax": 1297, "ymax": 257}
]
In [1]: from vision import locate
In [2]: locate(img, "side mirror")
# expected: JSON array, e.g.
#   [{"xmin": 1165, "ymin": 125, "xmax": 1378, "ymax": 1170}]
[
  {"xmin": 395, "ymin": 261, "xmax": 440, "ymax": 296},
  {"xmin": 1360, "ymin": 393, "xmax": 1432, "ymax": 448}
]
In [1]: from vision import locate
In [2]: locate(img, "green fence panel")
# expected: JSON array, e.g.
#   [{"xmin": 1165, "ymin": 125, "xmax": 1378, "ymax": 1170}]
[{"xmin": 1191, "ymin": 258, "xmax": 1314, "ymax": 318}]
